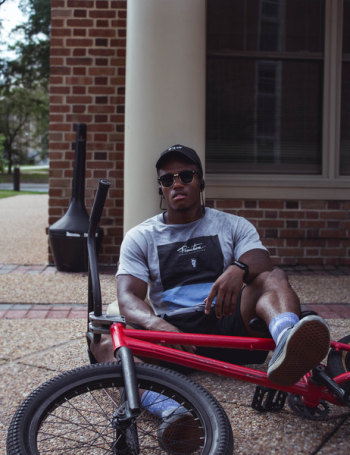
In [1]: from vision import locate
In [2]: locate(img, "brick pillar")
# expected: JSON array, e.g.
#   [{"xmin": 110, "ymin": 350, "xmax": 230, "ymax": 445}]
[{"xmin": 49, "ymin": 0, "xmax": 127, "ymax": 265}]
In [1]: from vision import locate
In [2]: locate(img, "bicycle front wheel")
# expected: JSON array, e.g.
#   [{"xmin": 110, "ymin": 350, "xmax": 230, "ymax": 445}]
[{"xmin": 7, "ymin": 362, "xmax": 233, "ymax": 455}]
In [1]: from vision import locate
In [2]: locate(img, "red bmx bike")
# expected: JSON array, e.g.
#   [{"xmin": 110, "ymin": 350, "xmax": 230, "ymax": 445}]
[{"xmin": 7, "ymin": 180, "xmax": 350, "ymax": 455}]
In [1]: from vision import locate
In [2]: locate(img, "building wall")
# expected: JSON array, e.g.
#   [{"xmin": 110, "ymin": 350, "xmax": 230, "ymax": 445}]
[
  {"xmin": 49, "ymin": 0, "xmax": 126, "ymax": 264},
  {"xmin": 207, "ymin": 199, "xmax": 350, "ymax": 267},
  {"xmin": 49, "ymin": 1, "xmax": 350, "ymax": 267}
]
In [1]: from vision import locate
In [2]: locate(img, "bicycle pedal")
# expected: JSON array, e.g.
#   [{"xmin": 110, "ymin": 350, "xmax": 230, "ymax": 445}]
[
  {"xmin": 251, "ymin": 386, "xmax": 287, "ymax": 412},
  {"xmin": 248, "ymin": 318, "xmax": 270, "ymax": 334}
]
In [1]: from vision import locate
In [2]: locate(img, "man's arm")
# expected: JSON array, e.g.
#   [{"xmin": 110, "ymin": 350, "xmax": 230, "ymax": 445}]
[
  {"xmin": 204, "ymin": 249, "xmax": 273, "ymax": 319},
  {"xmin": 117, "ymin": 274, "xmax": 169, "ymax": 331},
  {"xmin": 117, "ymin": 274, "xmax": 196, "ymax": 352}
]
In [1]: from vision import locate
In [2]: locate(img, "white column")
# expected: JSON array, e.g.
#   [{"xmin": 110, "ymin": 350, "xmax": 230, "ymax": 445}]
[{"xmin": 124, "ymin": 0, "xmax": 206, "ymax": 233}]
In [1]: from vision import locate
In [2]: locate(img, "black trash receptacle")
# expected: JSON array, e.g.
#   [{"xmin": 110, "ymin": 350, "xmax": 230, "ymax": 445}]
[{"xmin": 49, "ymin": 124, "xmax": 103, "ymax": 272}]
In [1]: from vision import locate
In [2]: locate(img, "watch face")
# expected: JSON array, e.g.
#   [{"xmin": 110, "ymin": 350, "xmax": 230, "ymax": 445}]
[{"xmin": 233, "ymin": 261, "xmax": 249, "ymax": 279}]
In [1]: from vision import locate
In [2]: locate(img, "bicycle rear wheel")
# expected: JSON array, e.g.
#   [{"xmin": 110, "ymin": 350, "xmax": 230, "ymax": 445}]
[
  {"xmin": 7, "ymin": 362, "xmax": 233, "ymax": 455},
  {"xmin": 327, "ymin": 335, "xmax": 350, "ymax": 389}
]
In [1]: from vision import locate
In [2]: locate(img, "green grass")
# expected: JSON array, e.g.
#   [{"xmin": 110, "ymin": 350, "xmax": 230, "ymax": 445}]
[
  {"xmin": 0, "ymin": 190, "xmax": 47, "ymax": 199},
  {"xmin": 0, "ymin": 169, "xmax": 49, "ymax": 183}
]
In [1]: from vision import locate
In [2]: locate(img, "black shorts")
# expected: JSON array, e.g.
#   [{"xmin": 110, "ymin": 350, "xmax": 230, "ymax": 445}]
[{"xmin": 163, "ymin": 289, "xmax": 269, "ymax": 367}]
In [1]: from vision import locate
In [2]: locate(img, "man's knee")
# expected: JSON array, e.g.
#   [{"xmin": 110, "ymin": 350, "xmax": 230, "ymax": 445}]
[
  {"xmin": 244, "ymin": 268, "xmax": 299, "ymax": 315},
  {"xmin": 253, "ymin": 268, "xmax": 290, "ymax": 291}
]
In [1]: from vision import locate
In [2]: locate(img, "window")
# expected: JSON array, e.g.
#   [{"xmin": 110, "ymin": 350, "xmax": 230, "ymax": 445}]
[
  {"xmin": 206, "ymin": 0, "xmax": 348, "ymax": 183},
  {"xmin": 339, "ymin": 0, "xmax": 350, "ymax": 175}
]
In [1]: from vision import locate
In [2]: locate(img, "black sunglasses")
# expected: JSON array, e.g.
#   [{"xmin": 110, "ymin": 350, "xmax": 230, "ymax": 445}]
[{"xmin": 157, "ymin": 170, "xmax": 201, "ymax": 188}]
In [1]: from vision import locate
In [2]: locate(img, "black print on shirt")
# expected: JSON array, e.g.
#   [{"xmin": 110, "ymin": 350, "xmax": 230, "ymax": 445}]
[{"xmin": 157, "ymin": 235, "xmax": 224, "ymax": 291}]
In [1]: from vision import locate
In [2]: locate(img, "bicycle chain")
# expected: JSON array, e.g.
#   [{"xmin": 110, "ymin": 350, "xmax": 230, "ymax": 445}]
[{"xmin": 288, "ymin": 394, "xmax": 350, "ymax": 422}]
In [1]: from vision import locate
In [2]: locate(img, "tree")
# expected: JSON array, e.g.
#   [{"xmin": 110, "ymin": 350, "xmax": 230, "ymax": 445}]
[
  {"xmin": 0, "ymin": 134, "xmax": 5, "ymax": 174},
  {"xmin": 0, "ymin": 87, "xmax": 48, "ymax": 173},
  {"xmin": 0, "ymin": 0, "xmax": 50, "ymax": 169},
  {"xmin": 1, "ymin": 0, "xmax": 50, "ymax": 90}
]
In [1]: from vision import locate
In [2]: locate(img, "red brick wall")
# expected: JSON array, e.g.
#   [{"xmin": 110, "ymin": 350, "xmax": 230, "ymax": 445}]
[
  {"xmin": 49, "ymin": 0, "xmax": 126, "ymax": 265},
  {"xmin": 49, "ymin": 1, "xmax": 349, "ymax": 267},
  {"xmin": 206, "ymin": 199, "xmax": 350, "ymax": 266}
]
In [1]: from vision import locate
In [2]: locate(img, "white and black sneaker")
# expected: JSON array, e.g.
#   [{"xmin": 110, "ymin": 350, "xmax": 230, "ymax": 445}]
[
  {"xmin": 267, "ymin": 315, "xmax": 330, "ymax": 386},
  {"xmin": 157, "ymin": 409, "xmax": 203, "ymax": 455}
]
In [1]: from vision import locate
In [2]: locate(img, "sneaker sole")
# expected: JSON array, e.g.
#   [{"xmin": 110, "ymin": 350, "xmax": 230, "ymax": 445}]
[
  {"xmin": 268, "ymin": 316, "xmax": 330, "ymax": 386},
  {"xmin": 157, "ymin": 413, "xmax": 202, "ymax": 454}
]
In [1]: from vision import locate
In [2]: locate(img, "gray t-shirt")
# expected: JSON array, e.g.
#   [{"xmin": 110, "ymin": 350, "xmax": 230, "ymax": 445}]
[{"xmin": 117, "ymin": 207, "xmax": 267, "ymax": 316}]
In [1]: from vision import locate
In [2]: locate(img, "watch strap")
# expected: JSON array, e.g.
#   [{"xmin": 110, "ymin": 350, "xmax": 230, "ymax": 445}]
[{"xmin": 231, "ymin": 260, "xmax": 249, "ymax": 281}]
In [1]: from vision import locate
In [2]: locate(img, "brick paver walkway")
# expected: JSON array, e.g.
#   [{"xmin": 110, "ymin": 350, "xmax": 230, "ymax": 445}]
[
  {"xmin": 1, "ymin": 302, "xmax": 349, "ymax": 320},
  {"xmin": 0, "ymin": 303, "xmax": 110, "ymax": 319},
  {"xmin": 0, "ymin": 264, "xmax": 116, "ymax": 276},
  {"xmin": 1, "ymin": 263, "xmax": 350, "ymax": 319}
]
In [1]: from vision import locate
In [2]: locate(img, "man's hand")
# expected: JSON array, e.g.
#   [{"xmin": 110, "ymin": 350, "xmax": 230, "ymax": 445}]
[
  {"xmin": 204, "ymin": 265, "xmax": 244, "ymax": 318},
  {"xmin": 204, "ymin": 249, "xmax": 273, "ymax": 319},
  {"xmin": 156, "ymin": 319, "xmax": 196, "ymax": 354}
]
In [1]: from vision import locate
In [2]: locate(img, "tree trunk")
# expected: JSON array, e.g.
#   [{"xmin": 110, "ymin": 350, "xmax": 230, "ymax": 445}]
[{"xmin": 7, "ymin": 154, "xmax": 12, "ymax": 175}]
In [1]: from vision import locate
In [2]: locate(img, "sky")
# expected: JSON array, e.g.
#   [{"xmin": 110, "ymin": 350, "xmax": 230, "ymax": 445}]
[{"xmin": 0, "ymin": 0, "xmax": 27, "ymax": 59}]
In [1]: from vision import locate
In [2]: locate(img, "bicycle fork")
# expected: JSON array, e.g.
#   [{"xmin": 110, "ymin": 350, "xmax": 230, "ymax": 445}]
[
  {"xmin": 112, "ymin": 326, "xmax": 142, "ymax": 454},
  {"xmin": 109, "ymin": 346, "xmax": 141, "ymax": 454},
  {"xmin": 88, "ymin": 314, "xmax": 141, "ymax": 454}
]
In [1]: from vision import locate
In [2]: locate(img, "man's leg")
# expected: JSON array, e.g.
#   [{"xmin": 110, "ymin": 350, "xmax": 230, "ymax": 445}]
[
  {"xmin": 90, "ymin": 334, "xmax": 117, "ymax": 363},
  {"xmin": 241, "ymin": 269, "xmax": 330, "ymax": 386},
  {"xmin": 89, "ymin": 322, "xmax": 200, "ymax": 453},
  {"xmin": 240, "ymin": 269, "xmax": 300, "ymax": 331}
]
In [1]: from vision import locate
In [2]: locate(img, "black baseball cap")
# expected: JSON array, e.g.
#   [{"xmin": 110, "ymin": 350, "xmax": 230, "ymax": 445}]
[{"xmin": 156, "ymin": 144, "xmax": 203, "ymax": 176}]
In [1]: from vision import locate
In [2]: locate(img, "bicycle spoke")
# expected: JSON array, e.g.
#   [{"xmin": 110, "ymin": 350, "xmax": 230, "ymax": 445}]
[
  {"xmin": 37, "ymin": 387, "xmax": 118, "ymax": 452},
  {"xmin": 8, "ymin": 363, "xmax": 232, "ymax": 454}
]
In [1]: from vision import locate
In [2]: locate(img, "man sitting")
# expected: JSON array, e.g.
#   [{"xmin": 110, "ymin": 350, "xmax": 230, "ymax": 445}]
[{"xmin": 92, "ymin": 144, "xmax": 330, "ymax": 451}]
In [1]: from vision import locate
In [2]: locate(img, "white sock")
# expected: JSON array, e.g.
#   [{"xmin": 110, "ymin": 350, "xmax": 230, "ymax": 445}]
[
  {"xmin": 269, "ymin": 312, "xmax": 299, "ymax": 345},
  {"xmin": 141, "ymin": 390, "xmax": 186, "ymax": 418}
]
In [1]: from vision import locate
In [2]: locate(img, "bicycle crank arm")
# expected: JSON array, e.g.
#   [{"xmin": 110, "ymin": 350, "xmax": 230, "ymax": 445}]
[{"xmin": 311, "ymin": 365, "xmax": 350, "ymax": 406}]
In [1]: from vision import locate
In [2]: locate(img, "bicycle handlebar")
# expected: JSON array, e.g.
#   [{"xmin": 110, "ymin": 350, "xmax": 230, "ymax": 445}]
[{"xmin": 89, "ymin": 179, "xmax": 111, "ymax": 225}]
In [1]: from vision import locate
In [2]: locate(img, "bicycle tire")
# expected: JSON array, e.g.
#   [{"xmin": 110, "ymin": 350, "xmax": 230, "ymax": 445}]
[
  {"xmin": 327, "ymin": 335, "xmax": 350, "ymax": 388},
  {"xmin": 7, "ymin": 362, "xmax": 233, "ymax": 455}
]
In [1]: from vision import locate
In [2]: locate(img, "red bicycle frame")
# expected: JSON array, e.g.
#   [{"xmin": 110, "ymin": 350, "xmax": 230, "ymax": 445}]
[
  {"xmin": 110, "ymin": 323, "xmax": 350, "ymax": 409},
  {"xmin": 87, "ymin": 181, "xmax": 350, "ymax": 417}
]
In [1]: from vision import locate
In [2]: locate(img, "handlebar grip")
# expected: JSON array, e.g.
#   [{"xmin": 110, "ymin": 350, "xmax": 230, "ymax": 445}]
[{"xmin": 89, "ymin": 179, "xmax": 111, "ymax": 225}]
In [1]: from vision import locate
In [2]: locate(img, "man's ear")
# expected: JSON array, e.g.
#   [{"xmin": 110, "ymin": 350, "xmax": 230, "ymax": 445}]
[
  {"xmin": 158, "ymin": 187, "xmax": 163, "ymax": 196},
  {"xmin": 200, "ymin": 181, "xmax": 205, "ymax": 191}
]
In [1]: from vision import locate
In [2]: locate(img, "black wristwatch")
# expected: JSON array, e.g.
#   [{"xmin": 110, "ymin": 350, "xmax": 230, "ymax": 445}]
[{"xmin": 231, "ymin": 260, "xmax": 249, "ymax": 281}]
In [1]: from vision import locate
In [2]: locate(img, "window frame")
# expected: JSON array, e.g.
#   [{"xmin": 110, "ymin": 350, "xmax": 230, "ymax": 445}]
[{"xmin": 205, "ymin": 0, "xmax": 350, "ymax": 201}]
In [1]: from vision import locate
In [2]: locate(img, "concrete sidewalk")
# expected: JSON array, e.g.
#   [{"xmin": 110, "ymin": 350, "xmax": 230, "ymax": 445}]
[
  {"xmin": 0, "ymin": 182, "xmax": 48, "ymax": 192},
  {"xmin": 1, "ymin": 194, "xmax": 350, "ymax": 453}
]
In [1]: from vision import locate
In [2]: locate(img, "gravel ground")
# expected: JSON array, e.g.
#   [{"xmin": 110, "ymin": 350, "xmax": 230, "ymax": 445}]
[
  {"xmin": 1, "ymin": 319, "xmax": 350, "ymax": 454},
  {"xmin": 0, "ymin": 273, "xmax": 117, "ymax": 304},
  {"xmin": 2, "ymin": 193, "xmax": 350, "ymax": 453},
  {"xmin": 1, "ymin": 273, "xmax": 350, "ymax": 306},
  {"xmin": 0, "ymin": 194, "xmax": 48, "ymax": 265},
  {"xmin": 289, "ymin": 275, "xmax": 350, "ymax": 303}
]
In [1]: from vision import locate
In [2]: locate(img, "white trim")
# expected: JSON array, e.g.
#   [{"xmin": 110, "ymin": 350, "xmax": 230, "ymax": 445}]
[
  {"xmin": 206, "ymin": 176, "xmax": 350, "ymax": 200},
  {"xmin": 323, "ymin": 0, "xmax": 343, "ymax": 180}
]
